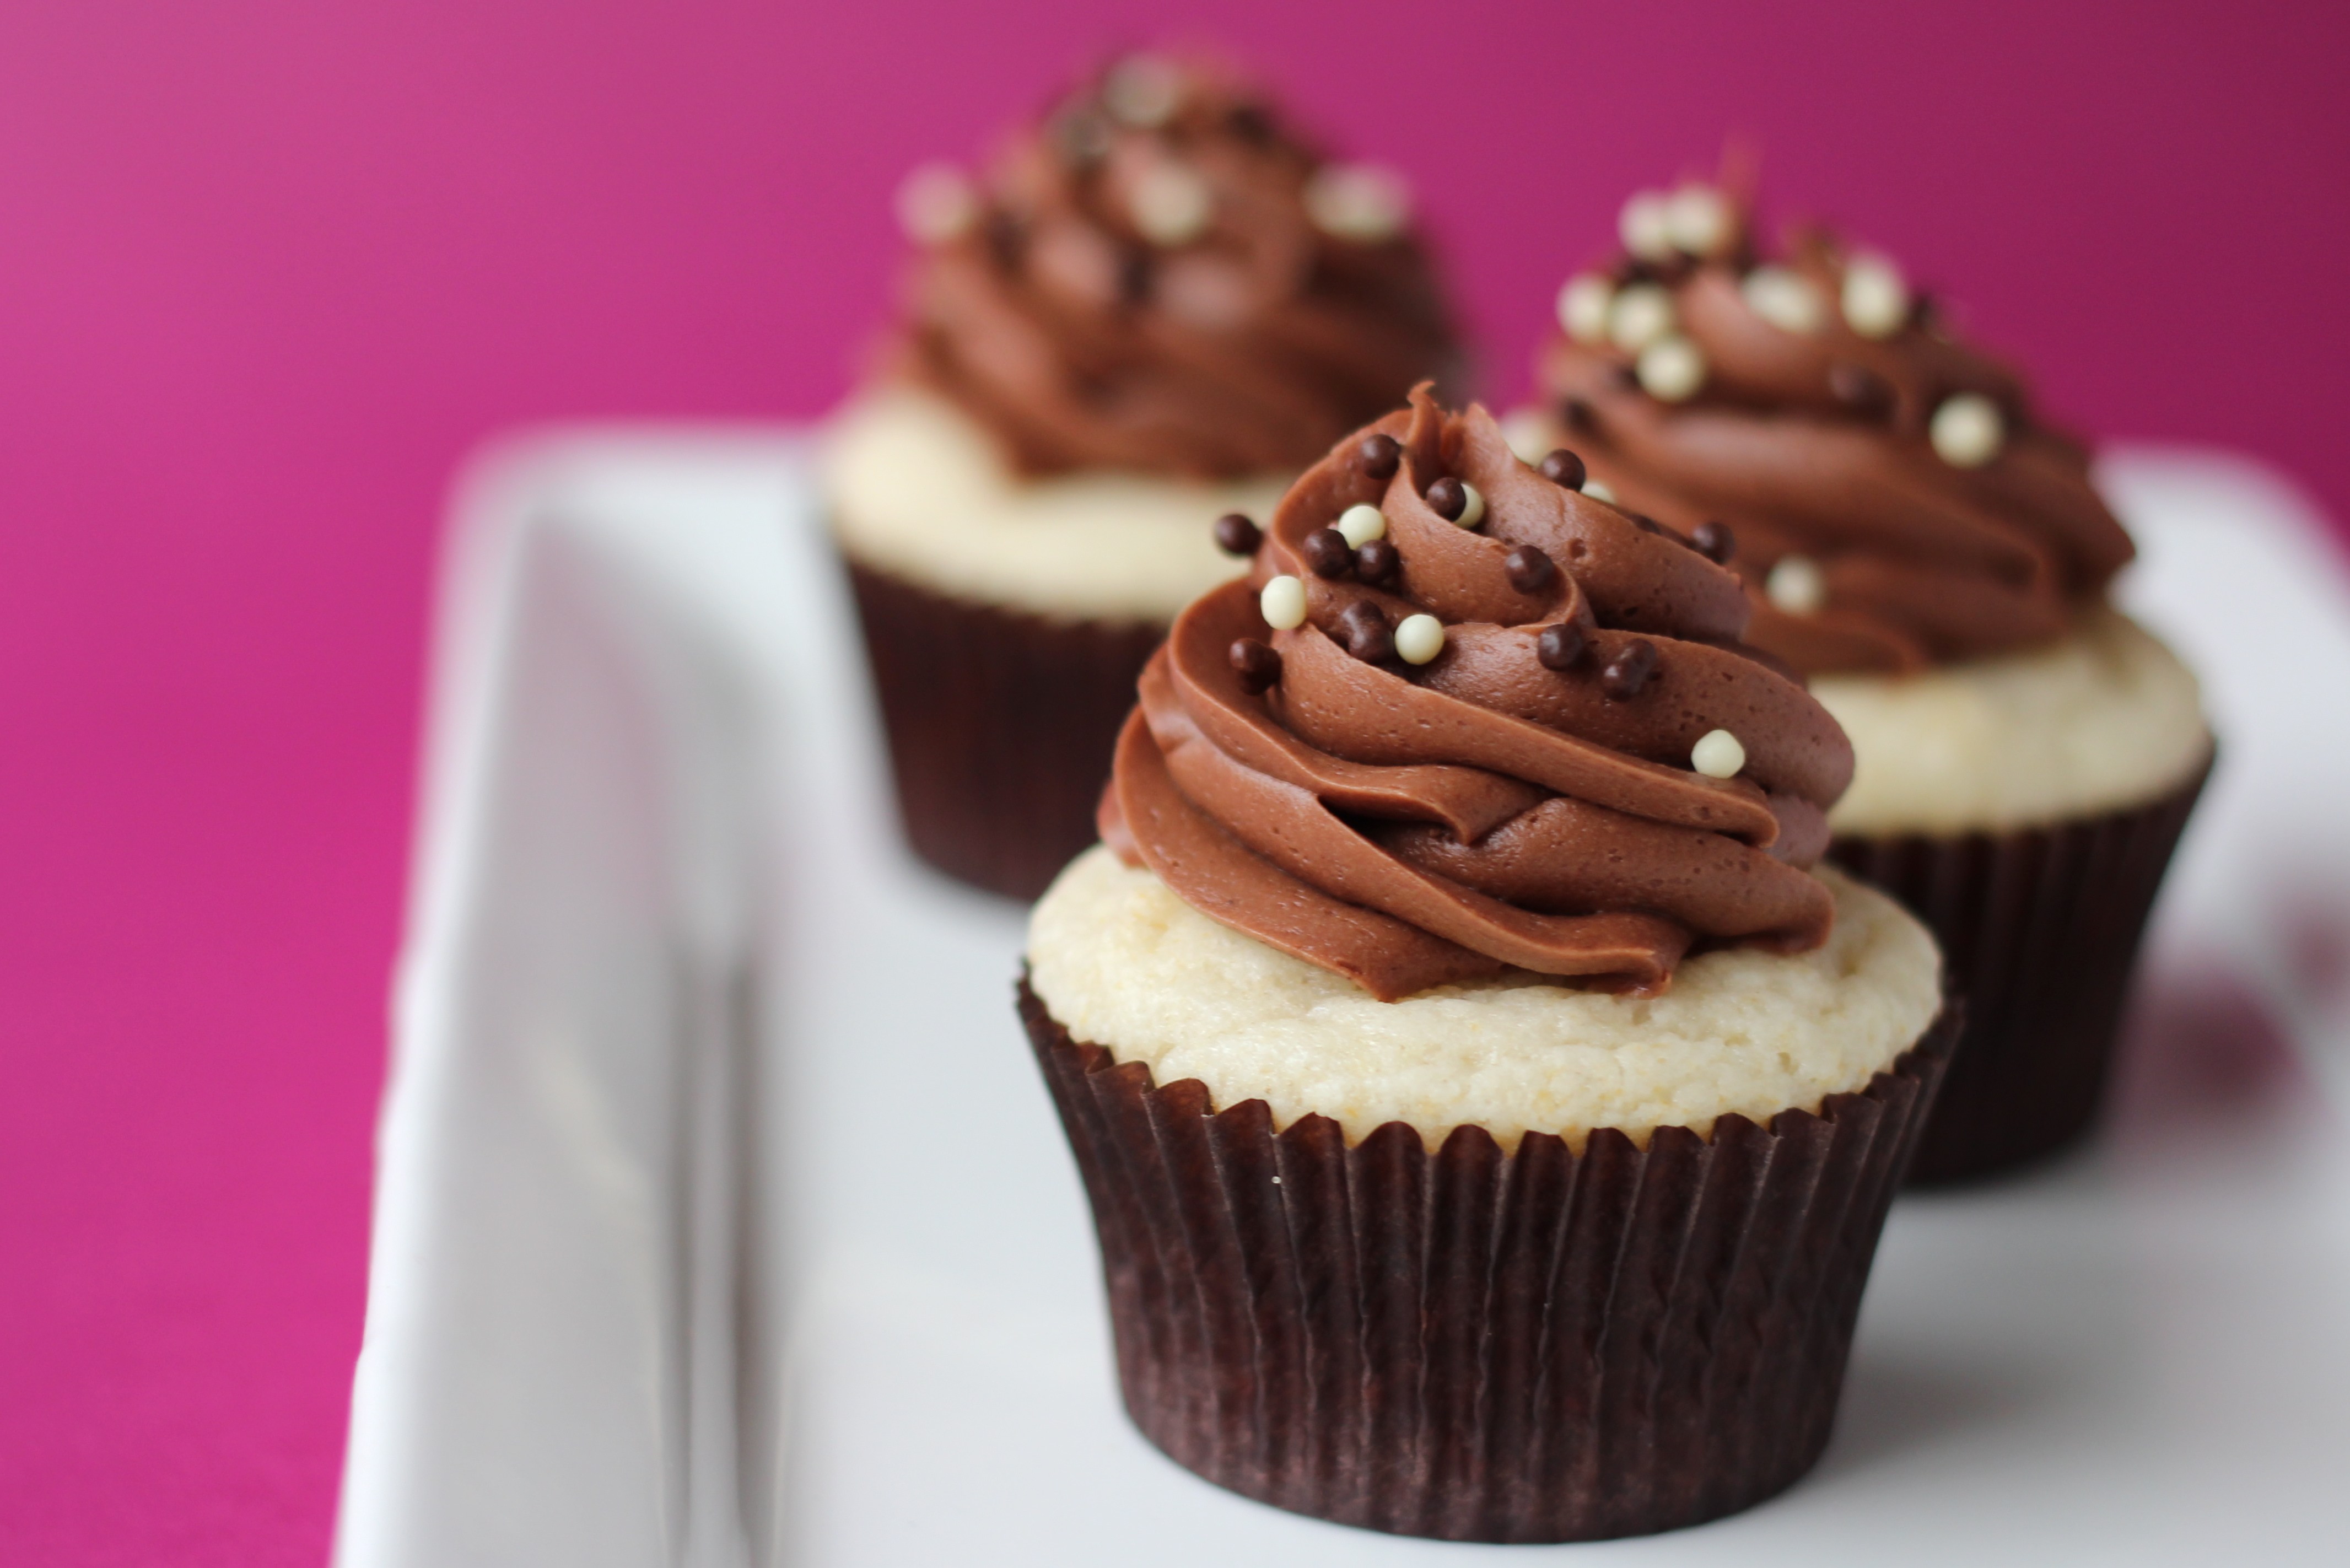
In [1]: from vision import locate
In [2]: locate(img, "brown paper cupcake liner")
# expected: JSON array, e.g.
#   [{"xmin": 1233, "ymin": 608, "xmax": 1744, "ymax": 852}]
[
  {"xmin": 1021, "ymin": 979, "xmax": 1958, "ymax": 1542},
  {"xmin": 845, "ymin": 557, "xmax": 1165, "ymax": 901},
  {"xmin": 1828, "ymin": 756, "xmax": 2209, "ymax": 1186}
]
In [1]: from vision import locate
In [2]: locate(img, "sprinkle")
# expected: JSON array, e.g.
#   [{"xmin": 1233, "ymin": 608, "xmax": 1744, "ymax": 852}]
[
  {"xmin": 1582, "ymin": 478, "xmax": 1618, "ymax": 504},
  {"xmin": 1394, "ymin": 613, "xmax": 1446, "ymax": 665},
  {"xmin": 1538, "ymin": 449, "xmax": 1587, "ymax": 491},
  {"xmin": 1765, "ymin": 554, "xmax": 1826, "ymax": 615},
  {"xmin": 1305, "ymin": 163, "xmax": 1412, "ymax": 242},
  {"xmin": 1691, "ymin": 728, "xmax": 1746, "ymax": 779},
  {"xmin": 1690, "ymin": 520, "xmax": 1737, "ymax": 564},
  {"xmin": 1302, "ymin": 527, "xmax": 1355, "ymax": 579},
  {"xmin": 1636, "ymin": 336, "xmax": 1707, "ymax": 402},
  {"xmin": 1454, "ymin": 483, "xmax": 1486, "ymax": 529},
  {"xmin": 1212, "ymin": 513, "xmax": 1261, "ymax": 556},
  {"xmin": 1336, "ymin": 503, "xmax": 1387, "ymax": 547},
  {"xmin": 1536, "ymin": 621, "xmax": 1586, "ymax": 670},
  {"xmin": 1356, "ymin": 433, "xmax": 1402, "ymax": 479},
  {"xmin": 894, "ymin": 163, "xmax": 978, "ymax": 245},
  {"xmin": 1931, "ymin": 393, "xmax": 2005, "ymax": 467},
  {"xmin": 1228, "ymin": 638, "xmax": 1282, "ymax": 694},
  {"xmin": 1504, "ymin": 545, "xmax": 1557, "ymax": 594},
  {"xmin": 1842, "ymin": 253, "xmax": 1910, "ymax": 339},
  {"xmin": 1130, "ymin": 164, "xmax": 1212, "ymax": 246},
  {"xmin": 1425, "ymin": 477, "xmax": 1469, "ymax": 522},
  {"xmin": 1340, "ymin": 600, "xmax": 1394, "ymax": 662},
  {"xmin": 1742, "ymin": 266, "xmax": 1825, "ymax": 334},
  {"xmin": 1500, "ymin": 408, "xmax": 1553, "ymax": 464},
  {"xmin": 1103, "ymin": 54, "xmax": 1184, "ymax": 128},
  {"xmin": 1608, "ymin": 283, "xmax": 1676, "ymax": 352},
  {"xmin": 1557, "ymin": 273, "xmax": 1615, "ymax": 344},
  {"xmin": 1600, "ymin": 639, "xmax": 1659, "ymax": 700},
  {"xmin": 1829, "ymin": 362, "xmax": 1893, "ymax": 416},
  {"xmin": 1619, "ymin": 189, "xmax": 1675, "ymax": 261},
  {"xmin": 1355, "ymin": 538, "xmax": 1400, "ymax": 585},
  {"xmin": 1666, "ymin": 184, "xmax": 1732, "ymax": 256},
  {"xmin": 1260, "ymin": 575, "xmax": 1307, "ymax": 629}
]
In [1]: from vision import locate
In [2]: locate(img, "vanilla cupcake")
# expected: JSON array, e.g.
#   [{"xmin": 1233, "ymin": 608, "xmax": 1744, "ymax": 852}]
[
  {"xmin": 1022, "ymin": 390, "xmax": 1952, "ymax": 1540},
  {"xmin": 830, "ymin": 54, "xmax": 1460, "ymax": 898},
  {"xmin": 1521, "ymin": 181, "xmax": 2208, "ymax": 1182}
]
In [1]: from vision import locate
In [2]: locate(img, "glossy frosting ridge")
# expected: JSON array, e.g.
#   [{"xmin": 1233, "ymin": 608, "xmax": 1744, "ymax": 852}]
[
  {"xmin": 890, "ymin": 56, "xmax": 1459, "ymax": 479},
  {"xmin": 1103, "ymin": 388, "xmax": 1855, "ymax": 1000},
  {"xmin": 1537, "ymin": 186, "xmax": 2135, "ymax": 674}
]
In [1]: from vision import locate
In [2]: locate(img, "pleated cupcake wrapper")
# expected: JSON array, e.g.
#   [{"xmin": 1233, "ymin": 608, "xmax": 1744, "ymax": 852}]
[
  {"xmin": 1022, "ymin": 980, "xmax": 1959, "ymax": 1543},
  {"xmin": 845, "ymin": 557, "xmax": 1165, "ymax": 901},
  {"xmin": 1827, "ymin": 757, "xmax": 2209, "ymax": 1186}
]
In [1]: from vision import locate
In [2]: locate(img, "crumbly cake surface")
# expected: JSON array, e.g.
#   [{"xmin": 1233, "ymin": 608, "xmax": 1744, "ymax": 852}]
[
  {"xmin": 1817, "ymin": 605, "xmax": 2208, "ymax": 836},
  {"xmin": 1028, "ymin": 847, "xmax": 1940, "ymax": 1151},
  {"xmin": 827, "ymin": 387, "xmax": 1280, "ymax": 621}
]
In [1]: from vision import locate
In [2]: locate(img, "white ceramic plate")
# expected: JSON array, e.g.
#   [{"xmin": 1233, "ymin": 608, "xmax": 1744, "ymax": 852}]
[{"xmin": 336, "ymin": 434, "xmax": 2350, "ymax": 1567}]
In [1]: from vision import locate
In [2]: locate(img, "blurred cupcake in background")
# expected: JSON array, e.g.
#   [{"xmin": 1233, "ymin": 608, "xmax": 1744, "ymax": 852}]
[
  {"xmin": 829, "ymin": 52, "xmax": 1463, "ymax": 899},
  {"xmin": 1516, "ymin": 176, "xmax": 2210, "ymax": 1183}
]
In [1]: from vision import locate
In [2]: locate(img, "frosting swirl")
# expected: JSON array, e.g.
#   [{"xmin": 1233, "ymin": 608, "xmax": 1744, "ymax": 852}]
[
  {"xmin": 1101, "ymin": 387, "xmax": 1853, "ymax": 1001},
  {"xmin": 889, "ymin": 55, "xmax": 1460, "ymax": 479},
  {"xmin": 1534, "ymin": 184, "xmax": 2134, "ymax": 675}
]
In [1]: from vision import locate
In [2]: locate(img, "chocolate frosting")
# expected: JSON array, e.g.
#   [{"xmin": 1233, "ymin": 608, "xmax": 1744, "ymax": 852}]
[
  {"xmin": 1537, "ymin": 191, "xmax": 2133, "ymax": 674},
  {"xmin": 892, "ymin": 57, "xmax": 1460, "ymax": 479},
  {"xmin": 1102, "ymin": 387, "xmax": 1853, "ymax": 1001}
]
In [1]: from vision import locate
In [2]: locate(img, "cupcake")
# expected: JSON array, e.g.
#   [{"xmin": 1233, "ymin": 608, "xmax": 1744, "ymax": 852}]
[
  {"xmin": 829, "ymin": 53, "xmax": 1462, "ymax": 899},
  {"xmin": 1523, "ymin": 180, "xmax": 2209, "ymax": 1183},
  {"xmin": 1021, "ymin": 389, "xmax": 1954, "ymax": 1541}
]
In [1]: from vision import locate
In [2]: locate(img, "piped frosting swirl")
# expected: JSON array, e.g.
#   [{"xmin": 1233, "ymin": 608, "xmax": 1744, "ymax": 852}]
[
  {"xmin": 1101, "ymin": 387, "xmax": 1854, "ymax": 1001},
  {"xmin": 1535, "ymin": 182, "xmax": 2135, "ymax": 675},
  {"xmin": 889, "ymin": 55, "xmax": 1460, "ymax": 479}
]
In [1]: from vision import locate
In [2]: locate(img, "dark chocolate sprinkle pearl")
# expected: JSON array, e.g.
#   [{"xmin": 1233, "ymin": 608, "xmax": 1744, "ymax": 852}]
[
  {"xmin": 983, "ymin": 209, "xmax": 1025, "ymax": 270},
  {"xmin": 1829, "ymin": 362, "xmax": 1893, "ymax": 416},
  {"xmin": 1503, "ymin": 544, "xmax": 1557, "ymax": 595},
  {"xmin": 1357, "ymin": 433, "xmax": 1402, "ymax": 480},
  {"xmin": 1117, "ymin": 250, "xmax": 1153, "ymax": 306},
  {"xmin": 1691, "ymin": 520, "xmax": 1736, "ymax": 564},
  {"xmin": 1601, "ymin": 639, "xmax": 1659, "ymax": 701},
  {"xmin": 1340, "ymin": 601, "xmax": 1393, "ymax": 663},
  {"xmin": 1536, "ymin": 621, "xmax": 1586, "ymax": 671},
  {"xmin": 1226, "ymin": 102, "xmax": 1274, "ymax": 144},
  {"xmin": 1355, "ymin": 537, "xmax": 1400, "ymax": 585},
  {"xmin": 1537, "ymin": 448, "xmax": 1587, "ymax": 491},
  {"xmin": 1560, "ymin": 397, "xmax": 1597, "ymax": 433},
  {"xmin": 1302, "ymin": 527, "xmax": 1355, "ymax": 579},
  {"xmin": 1212, "ymin": 513, "xmax": 1262, "ymax": 556},
  {"xmin": 1425, "ymin": 477, "xmax": 1468, "ymax": 521},
  {"xmin": 1228, "ymin": 638, "xmax": 1281, "ymax": 694}
]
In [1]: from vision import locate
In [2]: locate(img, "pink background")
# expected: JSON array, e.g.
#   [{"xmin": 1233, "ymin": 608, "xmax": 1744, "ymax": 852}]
[{"xmin": 2, "ymin": 3, "xmax": 2343, "ymax": 1561}]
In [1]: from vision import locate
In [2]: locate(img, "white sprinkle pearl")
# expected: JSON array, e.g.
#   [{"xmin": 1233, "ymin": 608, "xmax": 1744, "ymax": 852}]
[
  {"xmin": 1305, "ymin": 163, "xmax": 1411, "ymax": 242},
  {"xmin": 1608, "ymin": 284, "xmax": 1676, "ymax": 352},
  {"xmin": 1691, "ymin": 728, "xmax": 1747, "ymax": 779},
  {"xmin": 1557, "ymin": 273, "xmax": 1614, "ymax": 344},
  {"xmin": 1103, "ymin": 54, "xmax": 1184, "ymax": 127},
  {"xmin": 894, "ymin": 163, "xmax": 978, "ymax": 245},
  {"xmin": 1841, "ymin": 253, "xmax": 1910, "ymax": 338},
  {"xmin": 1619, "ymin": 189, "xmax": 1675, "ymax": 260},
  {"xmin": 1500, "ymin": 408, "xmax": 1554, "ymax": 464},
  {"xmin": 1394, "ymin": 613, "xmax": 1446, "ymax": 665},
  {"xmin": 1260, "ymin": 575, "xmax": 1307, "ymax": 630},
  {"xmin": 1931, "ymin": 394, "xmax": 2006, "ymax": 468},
  {"xmin": 1667, "ymin": 184, "xmax": 1732, "ymax": 256},
  {"xmin": 1637, "ymin": 336, "xmax": 1707, "ymax": 402},
  {"xmin": 1336, "ymin": 503, "xmax": 1387, "ymax": 547},
  {"xmin": 1130, "ymin": 165, "xmax": 1212, "ymax": 246},
  {"xmin": 1582, "ymin": 479, "xmax": 1618, "ymax": 504},
  {"xmin": 1766, "ymin": 554, "xmax": 1827, "ymax": 615},
  {"xmin": 1742, "ymin": 266, "xmax": 1826, "ymax": 335},
  {"xmin": 1451, "ymin": 483, "xmax": 1486, "ymax": 529}
]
